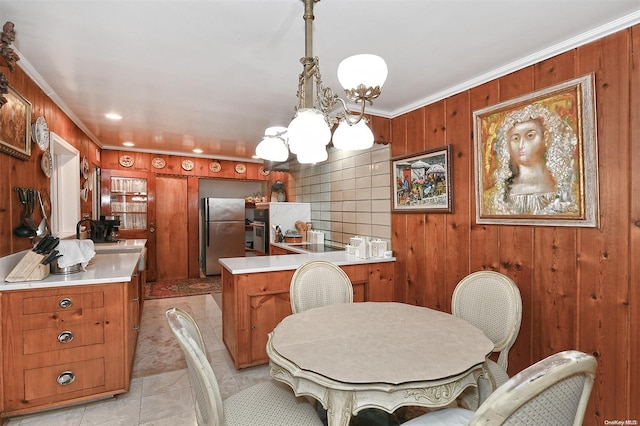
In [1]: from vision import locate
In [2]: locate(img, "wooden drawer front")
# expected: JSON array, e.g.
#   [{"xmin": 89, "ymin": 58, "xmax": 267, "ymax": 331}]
[
  {"xmin": 20, "ymin": 306, "xmax": 106, "ymax": 331},
  {"xmin": 23, "ymin": 322, "xmax": 105, "ymax": 355},
  {"xmin": 24, "ymin": 358, "xmax": 105, "ymax": 401},
  {"xmin": 22, "ymin": 291, "xmax": 105, "ymax": 315}
]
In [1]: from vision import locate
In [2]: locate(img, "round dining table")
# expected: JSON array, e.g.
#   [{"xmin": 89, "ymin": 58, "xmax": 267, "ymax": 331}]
[{"xmin": 266, "ymin": 301, "xmax": 494, "ymax": 426}]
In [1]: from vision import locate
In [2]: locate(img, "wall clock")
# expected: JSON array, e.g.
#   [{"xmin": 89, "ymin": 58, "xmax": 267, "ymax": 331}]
[
  {"xmin": 152, "ymin": 157, "xmax": 166, "ymax": 169},
  {"xmin": 259, "ymin": 166, "xmax": 270, "ymax": 176},
  {"xmin": 181, "ymin": 159, "xmax": 195, "ymax": 171},
  {"xmin": 119, "ymin": 155, "xmax": 134, "ymax": 167},
  {"xmin": 235, "ymin": 163, "xmax": 246, "ymax": 174},
  {"xmin": 209, "ymin": 161, "xmax": 221, "ymax": 173}
]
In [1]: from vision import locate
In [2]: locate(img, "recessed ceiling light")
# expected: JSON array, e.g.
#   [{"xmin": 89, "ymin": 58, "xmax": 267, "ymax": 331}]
[
  {"xmin": 123, "ymin": 141, "xmax": 135, "ymax": 147},
  {"xmin": 193, "ymin": 148, "xmax": 203, "ymax": 154},
  {"xmin": 105, "ymin": 112, "xmax": 122, "ymax": 120}
]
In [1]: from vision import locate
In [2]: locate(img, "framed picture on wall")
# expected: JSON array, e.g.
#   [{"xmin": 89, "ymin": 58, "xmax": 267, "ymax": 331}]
[
  {"xmin": 0, "ymin": 85, "xmax": 32, "ymax": 160},
  {"xmin": 391, "ymin": 144, "xmax": 453, "ymax": 213},
  {"xmin": 473, "ymin": 74, "xmax": 599, "ymax": 227}
]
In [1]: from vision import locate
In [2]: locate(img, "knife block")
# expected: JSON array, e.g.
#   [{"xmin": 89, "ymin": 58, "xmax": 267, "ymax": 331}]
[{"xmin": 5, "ymin": 251, "xmax": 50, "ymax": 282}]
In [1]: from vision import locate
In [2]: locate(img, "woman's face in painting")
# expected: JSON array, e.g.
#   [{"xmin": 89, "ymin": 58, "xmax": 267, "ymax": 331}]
[{"xmin": 506, "ymin": 118, "xmax": 548, "ymax": 167}]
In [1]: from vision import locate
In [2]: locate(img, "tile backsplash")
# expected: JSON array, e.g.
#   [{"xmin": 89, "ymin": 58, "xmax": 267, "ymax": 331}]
[{"xmin": 288, "ymin": 144, "xmax": 392, "ymax": 249}]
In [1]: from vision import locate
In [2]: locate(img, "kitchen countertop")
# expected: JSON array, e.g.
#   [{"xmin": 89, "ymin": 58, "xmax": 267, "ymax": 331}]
[
  {"xmin": 219, "ymin": 245, "xmax": 395, "ymax": 275},
  {"xmin": 0, "ymin": 239, "xmax": 146, "ymax": 291}
]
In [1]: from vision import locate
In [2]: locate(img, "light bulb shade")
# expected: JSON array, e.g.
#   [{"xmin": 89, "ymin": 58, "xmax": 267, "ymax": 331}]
[
  {"xmin": 287, "ymin": 108, "xmax": 332, "ymax": 154},
  {"xmin": 255, "ymin": 127, "xmax": 289, "ymax": 162},
  {"xmin": 332, "ymin": 118, "xmax": 374, "ymax": 151},
  {"xmin": 297, "ymin": 145, "xmax": 328, "ymax": 164},
  {"xmin": 337, "ymin": 54, "xmax": 388, "ymax": 91}
]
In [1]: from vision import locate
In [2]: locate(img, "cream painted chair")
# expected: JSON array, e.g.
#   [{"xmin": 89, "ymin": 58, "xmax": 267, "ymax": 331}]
[
  {"xmin": 165, "ymin": 307, "xmax": 323, "ymax": 426},
  {"xmin": 401, "ymin": 350, "xmax": 597, "ymax": 426},
  {"xmin": 289, "ymin": 260, "xmax": 354, "ymax": 313},
  {"xmin": 452, "ymin": 271, "xmax": 522, "ymax": 409}
]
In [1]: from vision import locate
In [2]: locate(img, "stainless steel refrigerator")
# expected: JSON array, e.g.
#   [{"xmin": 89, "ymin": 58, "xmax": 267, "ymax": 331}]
[{"xmin": 201, "ymin": 198, "xmax": 245, "ymax": 275}]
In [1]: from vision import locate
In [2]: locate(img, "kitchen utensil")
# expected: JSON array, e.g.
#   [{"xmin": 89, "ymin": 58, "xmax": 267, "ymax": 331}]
[
  {"xmin": 24, "ymin": 189, "xmax": 38, "ymax": 231},
  {"xmin": 41, "ymin": 250, "xmax": 61, "ymax": 265},
  {"xmin": 36, "ymin": 191, "xmax": 50, "ymax": 237},
  {"xmin": 13, "ymin": 187, "xmax": 37, "ymax": 238}
]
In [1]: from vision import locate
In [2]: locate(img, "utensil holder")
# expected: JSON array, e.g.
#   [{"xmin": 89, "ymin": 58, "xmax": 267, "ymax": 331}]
[{"xmin": 5, "ymin": 251, "xmax": 50, "ymax": 282}]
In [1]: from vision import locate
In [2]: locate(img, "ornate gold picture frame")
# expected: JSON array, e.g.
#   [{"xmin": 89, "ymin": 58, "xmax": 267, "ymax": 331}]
[
  {"xmin": 0, "ymin": 85, "xmax": 32, "ymax": 160},
  {"xmin": 473, "ymin": 74, "xmax": 599, "ymax": 227}
]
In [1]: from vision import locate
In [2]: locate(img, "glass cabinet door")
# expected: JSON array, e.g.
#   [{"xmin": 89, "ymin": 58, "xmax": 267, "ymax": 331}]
[{"xmin": 109, "ymin": 176, "xmax": 148, "ymax": 230}]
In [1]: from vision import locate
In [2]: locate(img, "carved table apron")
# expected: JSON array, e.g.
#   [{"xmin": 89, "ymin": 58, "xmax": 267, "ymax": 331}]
[{"xmin": 267, "ymin": 302, "xmax": 494, "ymax": 426}]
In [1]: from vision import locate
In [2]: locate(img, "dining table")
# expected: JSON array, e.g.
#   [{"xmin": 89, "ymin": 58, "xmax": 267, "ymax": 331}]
[{"xmin": 266, "ymin": 301, "xmax": 495, "ymax": 426}]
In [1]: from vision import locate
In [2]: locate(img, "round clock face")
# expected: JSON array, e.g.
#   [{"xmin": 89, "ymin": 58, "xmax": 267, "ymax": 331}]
[
  {"xmin": 181, "ymin": 159, "xmax": 195, "ymax": 171},
  {"xmin": 209, "ymin": 161, "xmax": 221, "ymax": 173},
  {"xmin": 259, "ymin": 166, "xmax": 270, "ymax": 176},
  {"xmin": 119, "ymin": 155, "xmax": 134, "ymax": 168},
  {"xmin": 235, "ymin": 163, "xmax": 246, "ymax": 174},
  {"xmin": 152, "ymin": 157, "xmax": 166, "ymax": 169}
]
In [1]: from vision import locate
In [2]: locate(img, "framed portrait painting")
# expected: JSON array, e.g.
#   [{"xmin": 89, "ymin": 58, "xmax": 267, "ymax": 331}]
[
  {"xmin": 473, "ymin": 74, "xmax": 599, "ymax": 227},
  {"xmin": 391, "ymin": 144, "xmax": 453, "ymax": 213},
  {"xmin": 0, "ymin": 85, "xmax": 32, "ymax": 160}
]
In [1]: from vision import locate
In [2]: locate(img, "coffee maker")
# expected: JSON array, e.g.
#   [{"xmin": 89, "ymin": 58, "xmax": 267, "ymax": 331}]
[{"xmin": 98, "ymin": 215, "xmax": 121, "ymax": 242}]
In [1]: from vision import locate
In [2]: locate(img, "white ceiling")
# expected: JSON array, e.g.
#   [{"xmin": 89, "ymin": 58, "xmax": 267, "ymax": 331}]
[{"xmin": 2, "ymin": 0, "xmax": 640, "ymax": 163}]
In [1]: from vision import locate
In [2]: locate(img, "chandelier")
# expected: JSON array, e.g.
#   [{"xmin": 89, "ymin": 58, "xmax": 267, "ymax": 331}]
[{"xmin": 255, "ymin": 0, "xmax": 388, "ymax": 164}]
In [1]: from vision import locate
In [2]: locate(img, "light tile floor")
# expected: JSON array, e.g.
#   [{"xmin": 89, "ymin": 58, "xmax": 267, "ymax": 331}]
[{"xmin": 5, "ymin": 294, "xmax": 419, "ymax": 426}]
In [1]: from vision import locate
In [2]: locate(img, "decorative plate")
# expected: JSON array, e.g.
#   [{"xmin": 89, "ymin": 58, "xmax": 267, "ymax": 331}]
[
  {"xmin": 119, "ymin": 155, "xmax": 134, "ymax": 167},
  {"xmin": 41, "ymin": 151, "xmax": 52, "ymax": 178},
  {"xmin": 81, "ymin": 180, "xmax": 89, "ymax": 202},
  {"xmin": 209, "ymin": 161, "xmax": 221, "ymax": 173},
  {"xmin": 235, "ymin": 163, "xmax": 246, "ymax": 174},
  {"xmin": 182, "ymin": 159, "xmax": 194, "ymax": 171},
  {"xmin": 152, "ymin": 157, "xmax": 166, "ymax": 169},
  {"xmin": 31, "ymin": 116, "xmax": 50, "ymax": 151},
  {"xmin": 81, "ymin": 156, "xmax": 89, "ymax": 179},
  {"xmin": 259, "ymin": 166, "xmax": 270, "ymax": 176}
]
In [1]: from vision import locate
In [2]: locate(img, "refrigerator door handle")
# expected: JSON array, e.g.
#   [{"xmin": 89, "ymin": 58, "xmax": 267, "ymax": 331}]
[{"xmin": 205, "ymin": 200, "xmax": 210, "ymax": 247}]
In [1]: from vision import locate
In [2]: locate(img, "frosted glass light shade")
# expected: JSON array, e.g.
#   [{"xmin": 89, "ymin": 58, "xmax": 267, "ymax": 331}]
[
  {"xmin": 332, "ymin": 118, "xmax": 374, "ymax": 150},
  {"xmin": 255, "ymin": 126, "xmax": 289, "ymax": 162},
  {"xmin": 337, "ymin": 54, "xmax": 388, "ymax": 90},
  {"xmin": 297, "ymin": 145, "xmax": 328, "ymax": 164},
  {"xmin": 287, "ymin": 108, "xmax": 331, "ymax": 154}
]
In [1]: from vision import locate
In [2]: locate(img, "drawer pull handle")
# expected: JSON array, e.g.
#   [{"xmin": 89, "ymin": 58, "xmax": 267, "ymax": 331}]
[
  {"xmin": 133, "ymin": 297, "xmax": 140, "ymax": 302},
  {"xmin": 57, "ymin": 371, "xmax": 76, "ymax": 386},
  {"xmin": 58, "ymin": 331, "xmax": 74, "ymax": 344},
  {"xmin": 59, "ymin": 298, "xmax": 73, "ymax": 309}
]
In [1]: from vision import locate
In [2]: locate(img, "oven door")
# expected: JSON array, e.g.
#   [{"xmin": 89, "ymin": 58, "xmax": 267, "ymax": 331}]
[{"xmin": 253, "ymin": 221, "xmax": 267, "ymax": 254}]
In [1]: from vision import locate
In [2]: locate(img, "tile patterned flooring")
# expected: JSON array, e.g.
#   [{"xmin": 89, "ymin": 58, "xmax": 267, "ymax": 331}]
[{"xmin": 5, "ymin": 294, "xmax": 422, "ymax": 425}]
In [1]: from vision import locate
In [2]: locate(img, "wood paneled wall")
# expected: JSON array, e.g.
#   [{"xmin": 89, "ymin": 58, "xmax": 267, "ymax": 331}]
[
  {"xmin": 391, "ymin": 26, "xmax": 639, "ymax": 423},
  {"xmin": 0, "ymin": 66, "xmax": 100, "ymax": 258}
]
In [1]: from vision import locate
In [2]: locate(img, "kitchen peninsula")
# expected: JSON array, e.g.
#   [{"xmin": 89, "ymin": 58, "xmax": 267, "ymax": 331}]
[
  {"xmin": 219, "ymin": 245, "xmax": 396, "ymax": 369},
  {"xmin": 0, "ymin": 241, "xmax": 146, "ymax": 420}
]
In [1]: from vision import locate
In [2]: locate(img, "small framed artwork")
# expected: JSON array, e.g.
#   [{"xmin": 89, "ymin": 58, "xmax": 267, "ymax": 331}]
[
  {"xmin": 0, "ymin": 85, "xmax": 32, "ymax": 160},
  {"xmin": 391, "ymin": 144, "xmax": 453, "ymax": 213},
  {"xmin": 473, "ymin": 74, "xmax": 599, "ymax": 227}
]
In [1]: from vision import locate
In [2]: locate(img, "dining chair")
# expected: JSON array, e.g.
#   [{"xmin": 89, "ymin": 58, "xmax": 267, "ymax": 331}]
[
  {"xmin": 289, "ymin": 260, "xmax": 354, "ymax": 313},
  {"xmin": 451, "ymin": 270, "xmax": 522, "ymax": 409},
  {"xmin": 165, "ymin": 307, "xmax": 323, "ymax": 426},
  {"xmin": 401, "ymin": 350, "xmax": 597, "ymax": 426}
]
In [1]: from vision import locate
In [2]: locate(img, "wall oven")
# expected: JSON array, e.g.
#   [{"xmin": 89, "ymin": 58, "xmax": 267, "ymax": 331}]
[{"xmin": 253, "ymin": 207, "xmax": 269, "ymax": 254}]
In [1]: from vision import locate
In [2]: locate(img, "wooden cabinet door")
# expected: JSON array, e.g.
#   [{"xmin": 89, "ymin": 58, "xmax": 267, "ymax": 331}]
[
  {"xmin": 249, "ymin": 291, "xmax": 291, "ymax": 365},
  {"xmin": 155, "ymin": 175, "xmax": 188, "ymax": 281}
]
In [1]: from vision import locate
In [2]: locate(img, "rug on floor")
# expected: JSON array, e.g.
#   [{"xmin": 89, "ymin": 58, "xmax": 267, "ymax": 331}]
[{"xmin": 144, "ymin": 275, "xmax": 222, "ymax": 299}]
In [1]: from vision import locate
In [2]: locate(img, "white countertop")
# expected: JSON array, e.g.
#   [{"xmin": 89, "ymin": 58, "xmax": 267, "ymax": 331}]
[
  {"xmin": 219, "ymin": 249, "xmax": 395, "ymax": 274},
  {"xmin": 1, "ymin": 239, "xmax": 146, "ymax": 291}
]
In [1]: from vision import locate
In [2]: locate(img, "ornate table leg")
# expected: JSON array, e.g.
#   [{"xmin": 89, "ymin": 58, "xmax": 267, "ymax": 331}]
[{"xmin": 325, "ymin": 390, "xmax": 353, "ymax": 426}]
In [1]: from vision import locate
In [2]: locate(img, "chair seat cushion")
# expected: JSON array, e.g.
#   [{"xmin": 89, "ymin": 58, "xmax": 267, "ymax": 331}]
[
  {"xmin": 223, "ymin": 381, "xmax": 323, "ymax": 426},
  {"xmin": 401, "ymin": 407, "xmax": 474, "ymax": 426}
]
